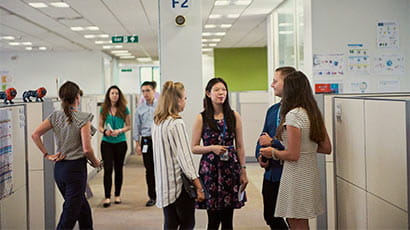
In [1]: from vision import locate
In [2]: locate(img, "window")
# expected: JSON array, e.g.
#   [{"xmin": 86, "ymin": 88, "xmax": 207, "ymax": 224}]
[{"xmin": 139, "ymin": 66, "xmax": 160, "ymax": 91}]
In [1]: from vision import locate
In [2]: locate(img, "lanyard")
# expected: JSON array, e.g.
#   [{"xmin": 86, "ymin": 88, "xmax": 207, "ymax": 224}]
[
  {"xmin": 276, "ymin": 106, "xmax": 281, "ymax": 127},
  {"xmin": 218, "ymin": 119, "xmax": 227, "ymax": 145}
]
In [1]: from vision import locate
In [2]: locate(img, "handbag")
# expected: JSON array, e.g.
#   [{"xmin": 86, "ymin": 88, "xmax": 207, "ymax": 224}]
[{"xmin": 181, "ymin": 173, "xmax": 197, "ymax": 199}]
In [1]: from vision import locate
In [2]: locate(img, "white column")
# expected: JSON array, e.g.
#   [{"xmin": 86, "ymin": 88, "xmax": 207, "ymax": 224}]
[{"xmin": 158, "ymin": 0, "xmax": 203, "ymax": 133}]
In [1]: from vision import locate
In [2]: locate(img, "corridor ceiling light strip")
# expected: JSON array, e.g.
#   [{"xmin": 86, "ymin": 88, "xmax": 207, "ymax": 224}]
[
  {"xmin": 39, "ymin": 46, "xmax": 47, "ymax": 50},
  {"xmin": 28, "ymin": 2, "xmax": 48, "ymax": 8},
  {"xmin": 211, "ymin": 38, "xmax": 221, "ymax": 42},
  {"xmin": 202, "ymin": 32, "xmax": 212, "ymax": 36},
  {"xmin": 111, "ymin": 50, "xmax": 129, "ymax": 54},
  {"xmin": 22, "ymin": 42, "xmax": 33, "ymax": 45},
  {"xmin": 209, "ymin": 14, "xmax": 222, "ymax": 19},
  {"xmin": 220, "ymin": 24, "xmax": 232, "ymax": 28},
  {"xmin": 214, "ymin": 32, "xmax": 226, "ymax": 36},
  {"xmin": 227, "ymin": 14, "xmax": 240, "ymax": 18},
  {"xmin": 215, "ymin": 1, "xmax": 230, "ymax": 6},
  {"xmin": 234, "ymin": 0, "xmax": 252, "ymax": 6},
  {"xmin": 0, "ymin": 36, "xmax": 15, "ymax": 40},
  {"xmin": 86, "ymin": 26, "xmax": 99, "ymax": 31},
  {"xmin": 95, "ymin": 40, "xmax": 111, "ymax": 44},
  {"xmin": 70, "ymin": 27, "xmax": 84, "ymax": 31},
  {"xmin": 84, "ymin": 35, "xmax": 96, "ymax": 39},
  {"xmin": 205, "ymin": 24, "xmax": 217, "ymax": 29},
  {"xmin": 137, "ymin": 57, "xmax": 152, "ymax": 62},
  {"xmin": 8, "ymin": 42, "xmax": 20, "ymax": 46},
  {"xmin": 25, "ymin": 47, "xmax": 33, "ymax": 50},
  {"xmin": 50, "ymin": 2, "xmax": 70, "ymax": 8}
]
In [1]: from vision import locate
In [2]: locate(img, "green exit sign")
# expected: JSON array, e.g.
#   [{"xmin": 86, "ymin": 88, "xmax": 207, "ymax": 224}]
[
  {"xmin": 111, "ymin": 35, "xmax": 138, "ymax": 44},
  {"xmin": 121, "ymin": 69, "xmax": 132, "ymax": 72}
]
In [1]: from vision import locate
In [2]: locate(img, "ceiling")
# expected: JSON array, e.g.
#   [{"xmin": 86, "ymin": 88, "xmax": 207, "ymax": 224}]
[{"xmin": 0, "ymin": 0, "xmax": 283, "ymax": 61}]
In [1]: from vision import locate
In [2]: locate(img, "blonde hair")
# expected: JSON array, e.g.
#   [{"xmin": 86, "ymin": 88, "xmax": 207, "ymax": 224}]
[{"xmin": 154, "ymin": 81, "xmax": 185, "ymax": 125}]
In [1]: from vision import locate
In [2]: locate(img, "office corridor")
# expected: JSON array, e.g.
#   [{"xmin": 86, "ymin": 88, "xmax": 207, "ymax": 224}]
[{"xmin": 87, "ymin": 154, "xmax": 268, "ymax": 230}]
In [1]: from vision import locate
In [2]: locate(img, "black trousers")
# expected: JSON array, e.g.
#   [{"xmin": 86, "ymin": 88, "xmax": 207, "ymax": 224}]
[
  {"xmin": 101, "ymin": 141, "xmax": 127, "ymax": 198},
  {"xmin": 54, "ymin": 158, "xmax": 93, "ymax": 230},
  {"xmin": 262, "ymin": 180, "xmax": 288, "ymax": 230},
  {"xmin": 163, "ymin": 189, "xmax": 195, "ymax": 230},
  {"xmin": 206, "ymin": 209, "xmax": 234, "ymax": 230},
  {"xmin": 141, "ymin": 136, "xmax": 156, "ymax": 200}
]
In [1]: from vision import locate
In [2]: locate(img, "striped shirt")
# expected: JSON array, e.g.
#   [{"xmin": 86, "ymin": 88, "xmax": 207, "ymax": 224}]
[{"xmin": 152, "ymin": 117, "xmax": 199, "ymax": 208}]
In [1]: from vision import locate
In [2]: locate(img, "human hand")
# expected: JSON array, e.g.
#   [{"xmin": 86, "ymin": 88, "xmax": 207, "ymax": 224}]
[
  {"xmin": 211, "ymin": 145, "xmax": 227, "ymax": 156},
  {"xmin": 259, "ymin": 132, "xmax": 273, "ymax": 146},
  {"xmin": 45, "ymin": 152, "xmax": 65, "ymax": 162},
  {"xmin": 260, "ymin": 147, "xmax": 274, "ymax": 159},
  {"xmin": 240, "ymin": 172, "xmax": 248, "ymax": 192},
  {"xmin": 195, "ymin": 189, "xmax": 205, "ymax": 202},
  {"xmin": 110, "ymin": 129, "xmax": 121, "ymax": 137},
  {"xmin": 135, "ymin": 145, "xmax": 142, "ymax": 156},
  {"xmin": 104, "ymin": 129, "xmax": 113, "ymax": 136},
  {"xmin": 258, "ymin": 155, "xmax": 269, "ymax": 168}
]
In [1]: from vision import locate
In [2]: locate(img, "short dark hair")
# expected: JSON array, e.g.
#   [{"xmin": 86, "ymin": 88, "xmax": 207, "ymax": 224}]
[
  {"xmin": 275, "ymin": 66, "xmax": 296, "ymax": 78},
  {"xmin": 141, "ymin": 81, "xmax": 157, "ymax": 90}
]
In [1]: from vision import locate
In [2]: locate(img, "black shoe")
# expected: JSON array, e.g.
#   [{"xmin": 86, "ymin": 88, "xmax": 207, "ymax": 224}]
[
  {"xmin": 103, "ymin": 199, "xmax": 111, "ymax": 208},
  {"xmin": 145, "ymin": 199, "xmax": 156, "ymax": 207}
]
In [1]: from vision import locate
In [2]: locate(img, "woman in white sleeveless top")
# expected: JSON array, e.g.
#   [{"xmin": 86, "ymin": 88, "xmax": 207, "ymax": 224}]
[{"xmin": 260, "ymin": 71, "xmax": 331, "ymax": 229}]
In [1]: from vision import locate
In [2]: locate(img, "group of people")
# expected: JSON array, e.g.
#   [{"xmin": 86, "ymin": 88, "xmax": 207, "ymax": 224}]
[{"xmin": 31, "ymin": 66, "xmax": 331, "ymax": 230}]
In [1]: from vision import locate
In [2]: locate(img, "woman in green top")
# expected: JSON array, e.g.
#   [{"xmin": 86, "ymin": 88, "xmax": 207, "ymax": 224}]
[{"xmin": 99, "ymin": 85, "xmax": 131, "ymax": 207}]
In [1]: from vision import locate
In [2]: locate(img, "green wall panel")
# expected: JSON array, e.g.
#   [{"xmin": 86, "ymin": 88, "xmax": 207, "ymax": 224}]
[{"xmin": 214, "ymin": 47, "xmax": 268, "ymax": 91}]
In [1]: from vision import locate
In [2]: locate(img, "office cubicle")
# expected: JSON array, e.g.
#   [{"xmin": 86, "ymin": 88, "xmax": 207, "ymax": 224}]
[{"xmin": 333, "ymin": 95, "xmax": 410, "ymax": 229}]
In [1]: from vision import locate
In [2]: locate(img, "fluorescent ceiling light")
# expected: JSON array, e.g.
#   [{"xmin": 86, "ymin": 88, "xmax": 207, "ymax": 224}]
[
  {"xmin": 70, "ymin": 27, "xmax": 84, "ymax": 31},
  {"xmin": 25, "ymin": 47, "xmax": 33, "ymax": 50},
  {"xmin": 227, "ymin": 14, "xmax": 240, "ymax": 18},
  {"xmin": 209, "ymin": 14, "xmax": 222, "ymax": 19},
  {"xmin": 205, "ymin": 24, "xmax": 217, "ymax": 29},
  {"xmin": 115, "ymin": 53, "xmax": 131, "ymax": 56},
  {"xmin": 22, "ymin": 42, "xmax": 33, "ymax": 45},
  {"xmin": 1, "ymin": 36, "xmax": 15, "ymax": 40},
  {"xmin": 86, "ymin": 26, "xmax": 99, "ymax": 31},
  {"xmin": 215, "ymin": 1, "xmax": 230, "ymax": 6},
  {"xmin": 234, "ymin": 0, "xmax": 252, "ymax": 6},
  {"xmin": 102, "ymin": 45, "xmax": 113, "ymax": 49},
  {"xmin": 8, "ymin": 42, "xmax": 20, "ymax": 46},
  {"xmin": 50, "ymin": 2, "xmax": 70, "ymax": 8},
  {"xmin": 39, "ymin": 46, "xmax": 47, "ymax": 50},
  {"xmin": 209, "ymin": 43, "xmax": 217, "ymax": 47},
  {"xmin": 278, "ymin": 23, "xmax": 292, "ymax": 27},
  {"xmin": 211, "ymin": 38, "xmax": 221, "ymax": 42},
  {"xmin": 114, "ymin": 45, "xmax": 123, "ymax": 49},
  {"xmin": 137, "ymin": 57, "xmax": 152, "ymax": 62},
  {"xmin": 98, "ymin": 34, "xmax": 109, "ymax": 38},
  {"xmin": 120, "ymin": 56, "xmax": 136, "ymax": 59},
  {"xmin": 202, "ymin": 39, "xmax": 208, "ymax": 42},
  {"xmin": 84, "ymin": 35, "xmax": 96, "ymax": 39},
  {"xmin": 202, "ymin": 48, "xmax": 212, "ymax": 52},
  {"xmin": 279, "ymin": 31, "xmax": 294, "ymax": 34},
  {"xmin": 95, "ymin": 40, "xmax": 111, "ymax": 44},
  {"xmin": 202, "ymin": 44, "xmax": 207, "ymax": 47},
  {"xmin": 214, "ymin": 32, "xmax": 226, "ymax": 36},
  {"xmin": 28, "ymin": 2, "xmax": 48, "ymax": 8},
  {"xmin": 111, "ymin": 50, "xmax": 129, "ymax": 54},
  {"xmin": 220, "ymin": 24, "xmax": 232, "ymax": 28}
]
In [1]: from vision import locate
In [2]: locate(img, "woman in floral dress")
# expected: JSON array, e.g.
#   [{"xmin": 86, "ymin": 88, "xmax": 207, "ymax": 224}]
[{"xmin": 191, "ymin": 78, "xmax": 248, "ymax": 230}]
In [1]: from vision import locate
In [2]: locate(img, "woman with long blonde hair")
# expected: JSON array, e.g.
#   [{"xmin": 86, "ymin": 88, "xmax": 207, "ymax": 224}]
[{"xmin": 152, "ymin": 81, "xmax": 204, "ymax": 230}]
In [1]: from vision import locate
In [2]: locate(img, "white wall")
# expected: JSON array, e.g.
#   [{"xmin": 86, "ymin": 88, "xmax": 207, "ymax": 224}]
[
  {"xmin": 311, "ymin": 0, "xmax": 410, "ymax": 93},
  {"xmin": 0, "ymin": 51, "xmax": 107, "ymax": 97}
]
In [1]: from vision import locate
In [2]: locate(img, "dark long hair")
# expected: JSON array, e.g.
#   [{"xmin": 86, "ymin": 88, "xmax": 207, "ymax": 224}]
[
  {"xmin": 276, "ymin": 71, "xmax": 326, "ymax": 143},
  {"xmin": 58, "ymin": 81, "xmax": 82, "ymax": 123},
  {"xmin": 202, "ymin": 78, "xmax": 236, "ymax": 134},
  {"xmin": 101, "ymin": 85, "xmax": 127, "ymax": 123}
]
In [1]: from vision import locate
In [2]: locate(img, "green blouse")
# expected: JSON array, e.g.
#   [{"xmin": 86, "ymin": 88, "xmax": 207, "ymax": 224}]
[{"xmin": 101, "ymin": 107, "xmax": 130, "ymax": 143}]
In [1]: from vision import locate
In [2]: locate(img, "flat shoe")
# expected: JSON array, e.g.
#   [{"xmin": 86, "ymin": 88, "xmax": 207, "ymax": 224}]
[{"xmin": 103, "ymin": 199, "xmax": 111, "ymax": 208}]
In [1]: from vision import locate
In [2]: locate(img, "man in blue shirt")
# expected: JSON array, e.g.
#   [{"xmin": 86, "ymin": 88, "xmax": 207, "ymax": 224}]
[
  {"xmin": 134, "ymin": 81, "xmax": 157, "ymax": 207},
  {"xmin": 255, "ymin": 66, "xmax": 295, "ymax": 229}
]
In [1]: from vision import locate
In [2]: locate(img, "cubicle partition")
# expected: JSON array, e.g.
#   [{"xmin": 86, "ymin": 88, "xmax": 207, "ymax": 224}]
[
  {"xmin": 0, "ymin": 104, "xmax": 28, "ymax": 229},
  {"xmin": 333, "ymin": 96, "xmax": 410, "ymax": 229}
]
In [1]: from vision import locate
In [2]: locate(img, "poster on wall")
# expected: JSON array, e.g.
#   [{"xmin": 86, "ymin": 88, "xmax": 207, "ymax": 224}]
[
  {"xmin": 377, "ymin": 21, "xmax": 399, "ymax": 48},
  {"xmin": 313, "ymin": 54, "xmax": 344, "ymax": 77},
  {"xmin": 0, "ymin": 71, "xmax": 12, "ymax": 91},
  {"xmin": 314, "ymin": 83, "xmax": 343, "ymax": 94},
  {"xmin": 347, "ymin": 44, "xmax": 369, "ymax": 74},
  {"xmin": 373, "ymin": 54, "xmax": 404, "ymax": 74},
  {"xmin": 378, "ymin": 79, "xmax": 400, "ymax": 92},
  {"xmin": 349, "ymin": 81, "xmax": 369, "ymax": 93},
  {"xmin": 0, "ymin": 109, "xmax": 13, "ymax": 200}
]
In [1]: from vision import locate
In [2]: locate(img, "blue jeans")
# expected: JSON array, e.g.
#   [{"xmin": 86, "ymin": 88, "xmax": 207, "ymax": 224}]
[{"xmin": 54, "ymin": 158, "xmax": 93, "ymax": 230}]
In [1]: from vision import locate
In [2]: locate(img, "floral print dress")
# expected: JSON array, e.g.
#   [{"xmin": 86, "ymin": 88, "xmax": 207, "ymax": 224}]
[{"xmin": 196, "ymin": 118, "xmax": 246, "ymax": 210}]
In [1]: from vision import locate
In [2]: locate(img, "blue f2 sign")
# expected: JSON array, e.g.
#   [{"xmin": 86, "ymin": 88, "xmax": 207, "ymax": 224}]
[{"xmin": 172, "ymin": 0, "xmax": 189, "ymax": 8}]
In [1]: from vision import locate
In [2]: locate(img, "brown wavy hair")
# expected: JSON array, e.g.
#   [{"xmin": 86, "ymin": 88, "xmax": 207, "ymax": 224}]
[
  {"xmin": 154, "ymin": 81, "xmax": 185, "ymax": 125},
  {"xmin": 58, "ymin": 81, "xmax": 82, "ymax": 123},
  {"xmin": 101, "ymin": 85, "xmax": 127, "ymax": 123},
  {"xmin": 276, "ymin": 71, "xmax": 326, "ymax": 143}
]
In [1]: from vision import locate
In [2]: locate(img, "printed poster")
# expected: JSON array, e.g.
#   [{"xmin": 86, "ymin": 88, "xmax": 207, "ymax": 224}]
[
  {"xmin": 347, "ymin": 44, "xmax": 369, "ymax": 74},
  {"xmin": 313, "ymin": 54, "xmax": 344, "ymax": 77},
  {"xmin": 349, "ymin": 81, "xmax": 369, "ymax": 93},
  {"xmin": 373, "ymin": 54, "xmax": 404, "ymax": 74},
  {"xmin": 377, "ymin": 21, "xmax": 399, "ymax": 48},
  {"xmin": 0, "ymin": 109, "xmax": 13, "ymax": 199},
  {"xmin": 378, "ymin": 79, "xmax": 400, "ymax": 92}
]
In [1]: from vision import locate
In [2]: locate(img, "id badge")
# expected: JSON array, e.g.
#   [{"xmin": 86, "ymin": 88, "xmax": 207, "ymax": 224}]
[{"xmin": 142, "ymin": 145, "xmax": 148, "ymax": 153}]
